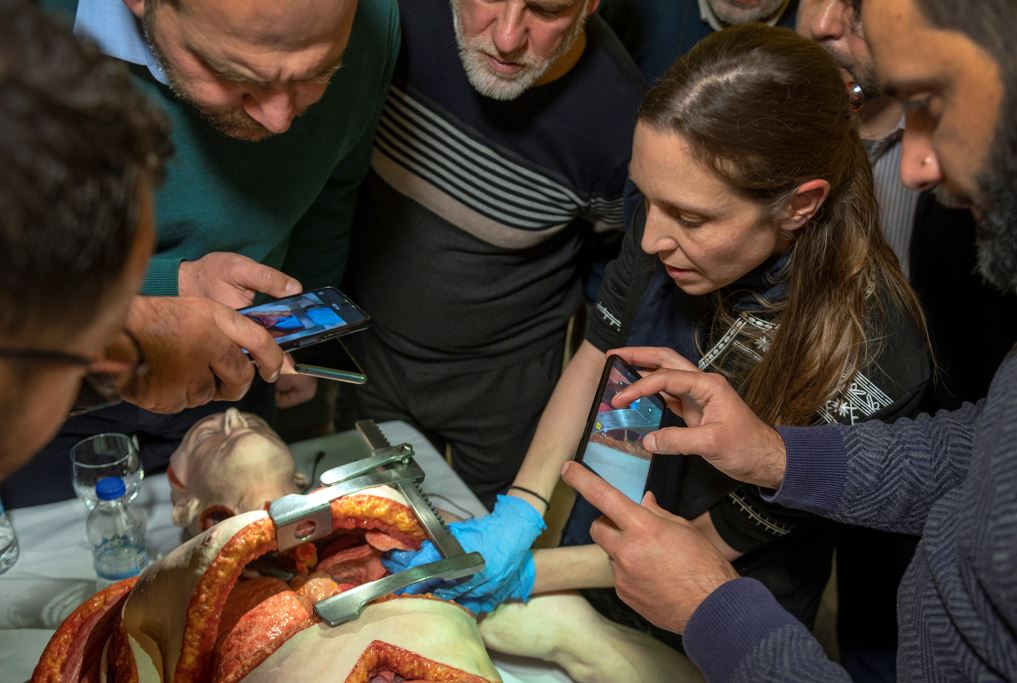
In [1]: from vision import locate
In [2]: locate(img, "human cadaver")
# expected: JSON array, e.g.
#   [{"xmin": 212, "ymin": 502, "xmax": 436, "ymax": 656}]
[
  {"xmin": 32, "ymin": 486, "xmax": 500, "ymax": 682},
  {"xmin": 35, "ymin": 413, "xmax": 696, "ymax": 683},
  {"xmin": 167, "ymin": 408, "xmax": 308, "ymax": 536}
]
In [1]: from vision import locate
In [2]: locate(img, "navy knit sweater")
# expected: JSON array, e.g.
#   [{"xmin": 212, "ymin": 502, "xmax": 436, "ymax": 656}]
[{"xmin": 683, "ymin": 348, "xmax": 1017, "ymax": 681}]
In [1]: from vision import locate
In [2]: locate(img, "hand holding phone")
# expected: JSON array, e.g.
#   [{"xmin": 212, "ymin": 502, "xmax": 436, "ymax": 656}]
[
  {"xmin": 118, "ymin": 296, "xmax": 285, "ymax": 414},
  {"xmin": 573, "ymin": 355, "xmax": 665, "ymax": 503},
  {"xmin": 178, "ymin": 252, "xmax": 301, "ymax": 309},
  {"xmin": 238, "ymin": 286, "xmax": 369, "ymax": 352}
]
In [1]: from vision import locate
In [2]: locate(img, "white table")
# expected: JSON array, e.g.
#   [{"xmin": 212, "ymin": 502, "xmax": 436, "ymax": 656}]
[{"xmin": 0, "ymin": 421, "xmax": 570, "ymax": 683}]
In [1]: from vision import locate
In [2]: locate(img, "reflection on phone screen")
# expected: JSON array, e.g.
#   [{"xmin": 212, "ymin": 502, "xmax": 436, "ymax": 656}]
[
  {"xmin": 579, "ymin": 362, "xmax": 664, "ymax": 503},
  {"xmin": 241, "ymin": 292, "xmax": 347, "ymax": 346}
]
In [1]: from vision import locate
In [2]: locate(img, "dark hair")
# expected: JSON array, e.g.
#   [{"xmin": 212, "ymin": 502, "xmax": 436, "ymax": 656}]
[
  {"xmin": 638, "ymin": 24, "xmax": 926, "ymax": 426},
  {"xmin": 913, "ymin": 1, "xmax": 1011, "ymax": 75},
  {"xmin": 0, "ymin": 0, "xmax": 171, "ymax": 338}
]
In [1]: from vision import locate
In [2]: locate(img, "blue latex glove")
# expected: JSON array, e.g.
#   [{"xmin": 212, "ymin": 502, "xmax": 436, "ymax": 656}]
[{"xmin": 382, "ymin": 494, "xmax": 546, "ymax": 614}]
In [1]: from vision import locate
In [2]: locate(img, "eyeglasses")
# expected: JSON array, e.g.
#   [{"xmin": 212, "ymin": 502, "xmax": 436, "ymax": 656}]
[{"xmin": 0, "ymin": 331, "xmax": 148, "ymax": 416}]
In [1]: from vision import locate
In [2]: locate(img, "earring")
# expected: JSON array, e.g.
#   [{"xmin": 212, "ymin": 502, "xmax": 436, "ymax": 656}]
[
  {"xmin": 848, "ymin": 83, "xmax": 864, "ymax": 112},
  {"xmin": 780, "ymin": 231, "xmax": 795, "ymax": 241}
]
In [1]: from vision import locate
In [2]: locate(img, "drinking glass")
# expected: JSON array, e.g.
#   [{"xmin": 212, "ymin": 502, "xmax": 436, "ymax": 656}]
[{"xmin": 70, "ymin": 433, "xmax": 143, "ymax": 510}]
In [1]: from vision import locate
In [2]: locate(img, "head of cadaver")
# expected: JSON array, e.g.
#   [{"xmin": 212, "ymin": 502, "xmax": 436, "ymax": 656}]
[
  {"xmin": 31, "ymin": 486, "xmax": 502, "ymax": 682},
  {"xmin": 167, "ymin": 407, "xmax": 310, "ymax": 536}
]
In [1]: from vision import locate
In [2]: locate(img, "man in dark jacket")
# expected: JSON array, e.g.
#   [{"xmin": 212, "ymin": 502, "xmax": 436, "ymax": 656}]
[{"xmin": 562, "ymin": 0, "xmax": 1017, "ymax": 680}]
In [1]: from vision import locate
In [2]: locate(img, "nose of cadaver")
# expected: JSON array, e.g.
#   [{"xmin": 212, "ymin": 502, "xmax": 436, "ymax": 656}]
[{"xmin": 31, "ymin": 486, "xmax": 501, "ymax": 683}]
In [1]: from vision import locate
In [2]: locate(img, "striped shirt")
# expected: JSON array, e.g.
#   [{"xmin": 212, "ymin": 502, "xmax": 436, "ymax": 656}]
[{"xmin": 350, "ymin": 0, "xmax": 645, "ymax": 367}]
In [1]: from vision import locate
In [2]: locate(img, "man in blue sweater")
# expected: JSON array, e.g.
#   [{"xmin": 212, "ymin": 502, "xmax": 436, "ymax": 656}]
[{"xmin": 561, "ymin": 0, "xmax": 1017, "ymax": 680}]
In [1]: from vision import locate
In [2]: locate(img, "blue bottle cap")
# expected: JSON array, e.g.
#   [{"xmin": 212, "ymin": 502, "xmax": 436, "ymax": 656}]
[{"xmin": 95, "ymin": 477, "xmax": 126, "ymax": 501}]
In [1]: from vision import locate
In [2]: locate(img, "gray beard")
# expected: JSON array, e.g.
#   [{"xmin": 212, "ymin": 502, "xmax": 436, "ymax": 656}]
[
  {"xmin": 451, "ymin": 0, "xmax": 587, "ymax": 101},
  {"xmin": 974, "ymin": 84, "xmax": 1017, "ymax": 293}
]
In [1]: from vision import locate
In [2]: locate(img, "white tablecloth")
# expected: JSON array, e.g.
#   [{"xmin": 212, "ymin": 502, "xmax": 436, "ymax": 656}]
[{"xmin": 0, "ymin": 421, "xmax": 569, "ymax": 683}]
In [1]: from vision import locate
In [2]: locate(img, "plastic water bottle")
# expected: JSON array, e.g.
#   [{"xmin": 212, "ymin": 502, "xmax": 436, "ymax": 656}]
[
  {"xmin": 86, "ymin": 477, "xmax": 150, "ymax": 587},
  {"xmin": 0, "ymin": 495, "xmax": 18, "ymax": 574}
]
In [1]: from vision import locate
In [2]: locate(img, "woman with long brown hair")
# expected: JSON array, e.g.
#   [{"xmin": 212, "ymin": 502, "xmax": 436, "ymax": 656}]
[{"xmin": 385, "ymin": 22, "xmax": 931, "ymax": 665}]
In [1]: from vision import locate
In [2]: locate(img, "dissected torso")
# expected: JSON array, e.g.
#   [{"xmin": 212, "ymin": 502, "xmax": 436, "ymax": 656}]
[{"xmin": 33, "ymin": 488, "xmax": 500, "ymax": 683}]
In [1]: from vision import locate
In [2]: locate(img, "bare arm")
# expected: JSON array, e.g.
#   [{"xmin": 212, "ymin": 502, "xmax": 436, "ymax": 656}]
[
  {"xmin": 382, "ymin": 343, "xmax": 612, "ymax": 613},
  {"xmin": 508, "ymin": 340, "xmax": 607, "ymax": 511},
  {"xmin": 532, "ymin": 544, "xmax": 615, "ymax": 593}
]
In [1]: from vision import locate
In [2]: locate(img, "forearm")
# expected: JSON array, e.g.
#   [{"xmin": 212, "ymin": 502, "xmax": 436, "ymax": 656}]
[
  {"xmin": 684, "ymin": 579, "xmax": 851, "ymax": 683},
  {"xmin": 532, "ymin": 545, "xmax": 614, "ymax": 593},
  {"xmin": 834, "ymin": 404, "xmax": 977, "ymax": 533},
  {"xmin": 773, "ymin": 402, "xmax": 979, "ymax": 534},
  {"xmin": 510, "ymin": 341, "xmax": 606, "ymax": 507},
  {"xmin": 125, "ymin": 294, "xmax": 166, "ymax": 340}
]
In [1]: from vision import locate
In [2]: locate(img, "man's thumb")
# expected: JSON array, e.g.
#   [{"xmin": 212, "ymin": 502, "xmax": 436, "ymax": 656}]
[{"xmin": 241, "ymin": 260, "xmax": 302, "ymax": 298}]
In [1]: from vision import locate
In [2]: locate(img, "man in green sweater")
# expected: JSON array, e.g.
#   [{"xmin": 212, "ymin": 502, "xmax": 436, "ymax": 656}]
[{"xmin": 1, "ymin": 0, "xmax": 400, "ymax": 508}]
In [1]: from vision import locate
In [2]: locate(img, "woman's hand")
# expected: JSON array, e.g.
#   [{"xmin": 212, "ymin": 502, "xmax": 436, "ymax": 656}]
[
  {"xmin": 381, "ymin": 495, "xmax": 546, "ymax": 614},
  {"xmin": 275, "ymin": 374, "xmax": 318, "ymax": 408}
]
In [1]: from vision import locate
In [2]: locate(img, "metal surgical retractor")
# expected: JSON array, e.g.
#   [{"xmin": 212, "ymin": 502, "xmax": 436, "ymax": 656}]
[{"xmin": 268, "ymin": 420, "xmax": 484, "ymax": 626}]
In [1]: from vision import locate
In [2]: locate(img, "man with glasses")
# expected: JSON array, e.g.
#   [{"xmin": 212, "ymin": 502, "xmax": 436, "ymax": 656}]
[
  {"xmin": 0, "ymin": 1, "xmax": 283, "ymax": 482},
  {"xmin": 0, "ymin": 0, "xmax": 399, "ymax": 508},
  {"xmin": 0, "ymin": 334, "xmax": 148, "ymax": 420}
]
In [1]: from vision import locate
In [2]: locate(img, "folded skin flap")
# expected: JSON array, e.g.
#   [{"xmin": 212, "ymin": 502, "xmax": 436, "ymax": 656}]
[{"xmin": 31, "ymin": 577, "xmax": 138, "ymax": 683}]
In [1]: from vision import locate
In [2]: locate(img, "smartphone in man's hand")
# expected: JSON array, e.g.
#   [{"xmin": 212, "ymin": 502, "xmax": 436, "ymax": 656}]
[{"xmin": 238, "ymin": 286, "xmax": 369, "ymax": 352}]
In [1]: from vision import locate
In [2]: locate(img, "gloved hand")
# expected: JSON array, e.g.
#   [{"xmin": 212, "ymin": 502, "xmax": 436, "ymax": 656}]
[{"xmin": 382, "ymin": 494, "xmax": 546, "ymax": 614}]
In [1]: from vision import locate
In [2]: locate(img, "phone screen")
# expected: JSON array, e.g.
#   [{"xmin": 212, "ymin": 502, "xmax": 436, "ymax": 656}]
[
  {"xmin": 239, "ymin": 288, "xmax": 368, "ymax": 351},
  {"xmin": 574, "ymin": 356, "xmax": 665, "ymax": 503}
]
